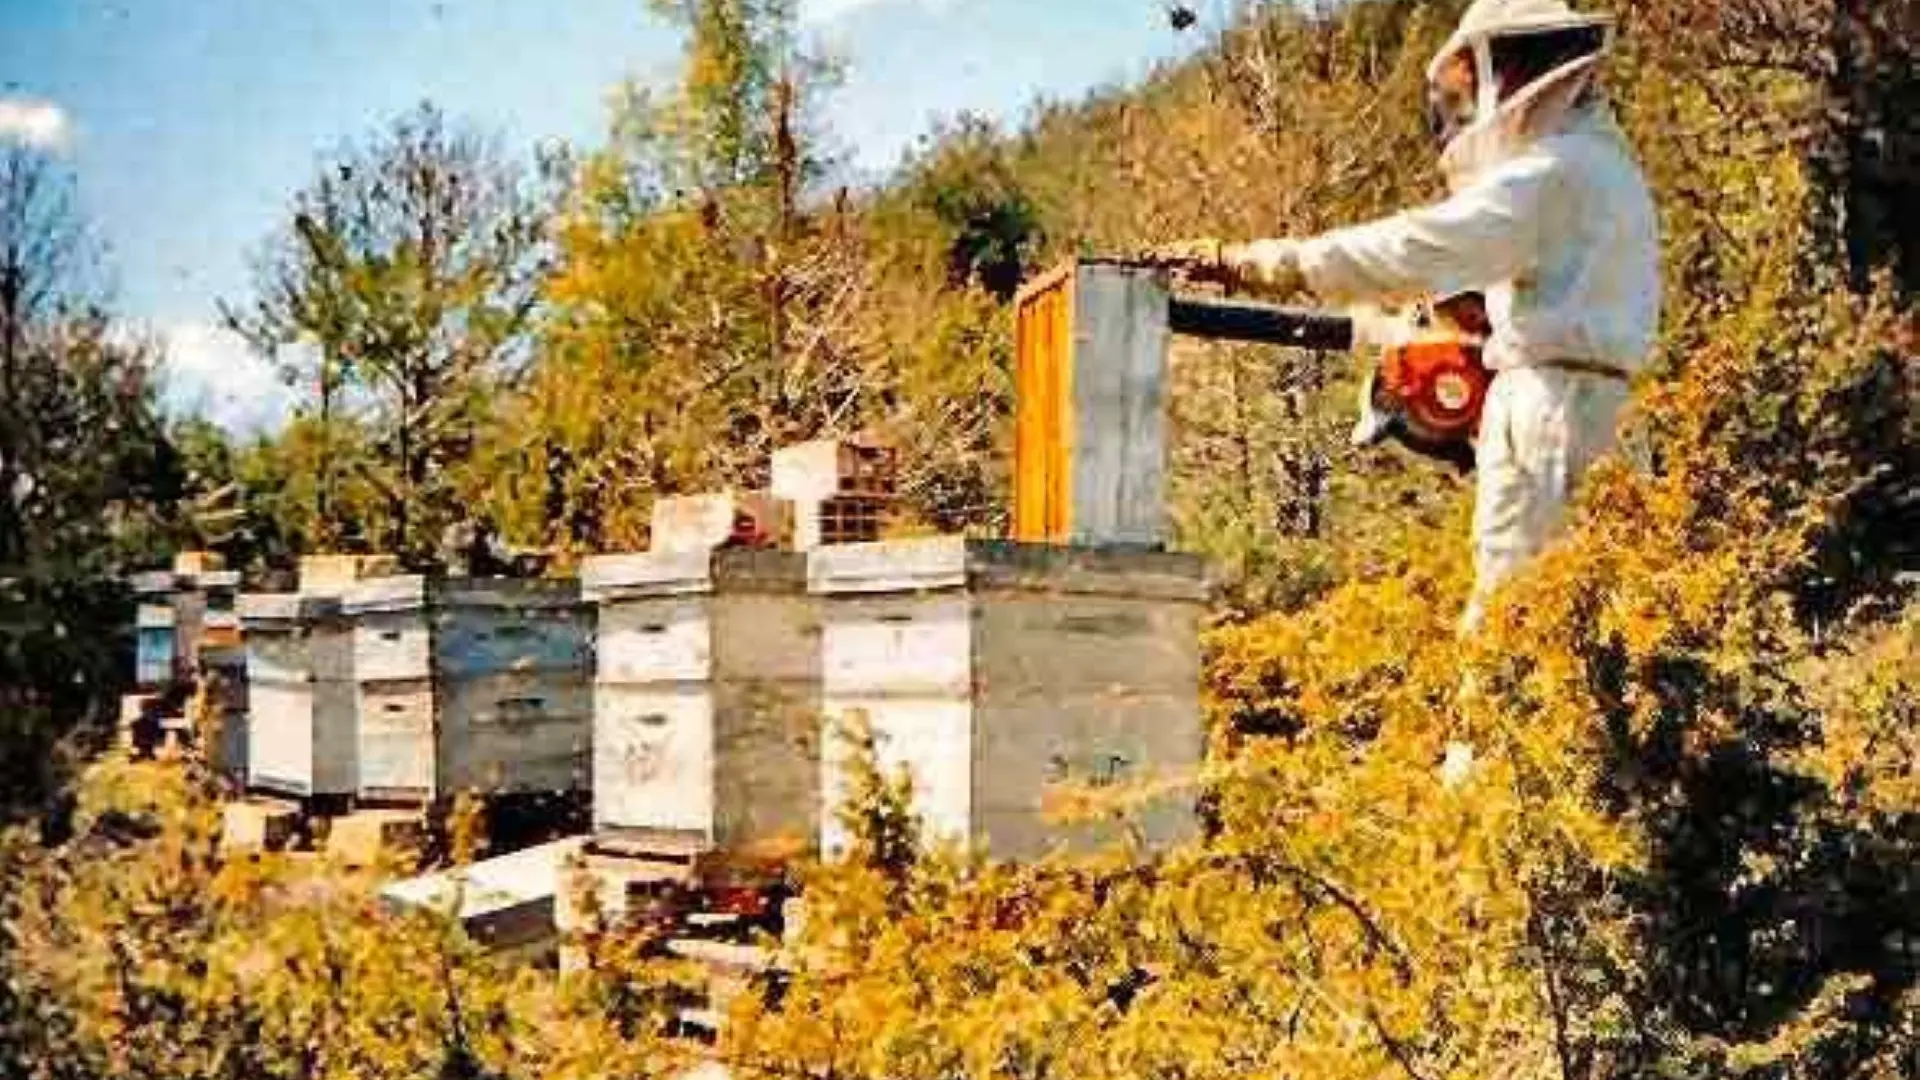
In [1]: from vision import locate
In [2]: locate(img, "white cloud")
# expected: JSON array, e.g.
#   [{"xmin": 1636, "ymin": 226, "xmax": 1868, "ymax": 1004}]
[
  {"xmin": 0, "ymin": 97, "xmax": 73, "ymax": 151},
  {"xmin": 798, "ymin": 0, "xmax": 945, "ymax": 24},
  {"xmin": 154, "ymin": 321, "xmax": 295, "ymax": 436}
]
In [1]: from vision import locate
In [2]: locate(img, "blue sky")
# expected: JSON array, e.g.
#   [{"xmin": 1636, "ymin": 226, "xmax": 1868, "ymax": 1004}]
[{"xmin": 0, "ymin": 0, "xmax": 1201, "ymax": 432}]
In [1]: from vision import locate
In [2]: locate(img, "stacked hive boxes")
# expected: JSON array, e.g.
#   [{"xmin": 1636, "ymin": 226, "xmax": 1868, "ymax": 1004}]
[
  {"xmin": 132, "ymin": 570, "xmax": 178, "ymax": 689},
  {"xmin": 809, "ymin": 537, "xmax": 1208, "ymax": 860},
  {"xmin": 239, "ymin": 593, "xmax": 357, "ymax": 803},
  {"xmin": 195, "ymin": 569, "xmax": 249, "ymax": 783},
  {"xmin": 581, "ymin": 550, "xmax": 820, "ymax": 854},
  {"xmin": 342, "ymin": 576, "xmax": 593, "ymax": 805}
]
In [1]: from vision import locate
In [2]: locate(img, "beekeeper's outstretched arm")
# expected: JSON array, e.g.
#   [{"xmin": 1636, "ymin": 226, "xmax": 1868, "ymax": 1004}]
[{"xmin": 1175, "ymin": 153, "xmax": 1552, "ymax": 305}]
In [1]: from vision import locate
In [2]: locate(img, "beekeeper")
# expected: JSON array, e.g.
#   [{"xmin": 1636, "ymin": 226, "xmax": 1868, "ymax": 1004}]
[{"xmin": 1158, "ymin": 0, "xmax": 1660, "ymax": 632}]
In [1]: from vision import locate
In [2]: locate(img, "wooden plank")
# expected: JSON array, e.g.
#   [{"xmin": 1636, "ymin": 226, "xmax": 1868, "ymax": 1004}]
[
  {"xmin": 1047, "ymin": 271, "xmax": 1072, "ymax": 542},
  {"xmin": 1013, "ymin": 282, "xmax": 1043, "ymax": 541}
]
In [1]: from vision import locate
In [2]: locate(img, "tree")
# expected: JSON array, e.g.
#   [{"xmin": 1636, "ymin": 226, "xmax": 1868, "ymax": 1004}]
[
  {"xmin": 226, "ymin": 103, "xmax": 550, "ymax": 567},
  {"xmin": 0, "ymin": 144, "xmax": 190, "ymax": 824}
]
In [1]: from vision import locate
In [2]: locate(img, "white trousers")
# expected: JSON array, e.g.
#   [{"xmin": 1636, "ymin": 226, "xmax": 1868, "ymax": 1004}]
[{"xmin": 1462, "ymin": 365, "xmax": 1632, "ymax": 633}]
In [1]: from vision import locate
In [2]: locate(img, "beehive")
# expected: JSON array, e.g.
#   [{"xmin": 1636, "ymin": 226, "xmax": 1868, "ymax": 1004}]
[
  {"xmin": 170, "ymin": 568, "xmax": 241, "ymax": 676},
  {"xmin": 1012, "ymin": 259, "xmax": 1172, "ymax": 548},
  {"xmin": 134, "ymin": 600, "xmax": 177, "ymax": 688},
  {"xmin": 341, "ymin": 576, "xmax": 593, "ymax": 804},
  {"xmin": 810, "ymin": 538, "xmax": 1209, "ymax": 860},
  {"xmin": 198, "ymin": 638, "xmax": 251, "ymax": 786},
  {"xmin": 582, "ymin": 550, "xmax": 820, "ymax": 855},
  {"xmin": 240, "ymin": 593, "xmax": 358, "ymax": 799}
]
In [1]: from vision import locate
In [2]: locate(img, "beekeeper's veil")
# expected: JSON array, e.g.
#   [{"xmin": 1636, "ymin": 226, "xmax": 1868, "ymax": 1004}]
[{"xmin": 1424, "ymin": 0, "xmax": 1617, "ymax": 188}]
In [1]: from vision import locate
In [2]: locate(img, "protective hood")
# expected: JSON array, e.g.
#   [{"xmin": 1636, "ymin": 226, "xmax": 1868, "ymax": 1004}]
[
  {"xmin": 1426, "ymin": 0, "xmax": 1615, "ymax": 85},
  {"xmin": 1428, "ymin": 0, "xmax": 1615, "ymax": 189}
]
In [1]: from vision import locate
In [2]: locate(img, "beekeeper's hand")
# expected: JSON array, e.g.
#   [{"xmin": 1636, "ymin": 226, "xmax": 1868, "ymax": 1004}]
[
  {"xmin": 1222, "ymin": 239, "xmax": 1309, "ymax": 300},
  {"xmin": 1143, "ymin": 238, "xmax": 1232, "ymax": 283},
  {"xmin": 1145, "ymin": 238, "xmax": 1309, "ymax": 300}
]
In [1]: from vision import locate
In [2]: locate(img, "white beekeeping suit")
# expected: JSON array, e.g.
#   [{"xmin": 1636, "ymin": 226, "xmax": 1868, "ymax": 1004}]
[{"xmin": 1205, "ymin": 0, "xmax": 1661, "ymax": 633}]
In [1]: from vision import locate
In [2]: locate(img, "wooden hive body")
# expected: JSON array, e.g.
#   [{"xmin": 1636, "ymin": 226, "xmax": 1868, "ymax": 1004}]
[
  {"xmin": 135, "ymin": 599, "xmax": 177, "ymax": 689},
  {"xmin": 342, "ymin": 576, "xmax": 594, "ymax": 804},
  {"xmin": 1013, "ymin": 260, "xmax": 1172, "ymax": 549},
  {"xmin": 241, "ymin": 593, "xmax": 358, "ymax": 799},
  {"xmin": 199, "ymin": 638, "xmax": 251, "ymax": 787},
  {"xmin": 583, "ymin": 550, "xmax": 821, "ymax": 856},
  {"xmin": 809, "ymin": 538, "xmax": 1209, "ymax": 861}
]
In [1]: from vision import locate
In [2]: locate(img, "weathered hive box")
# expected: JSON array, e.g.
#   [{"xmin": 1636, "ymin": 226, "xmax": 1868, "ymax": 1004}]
[
  {"xmin": 582, "ymin": 551, "xmax": 820, "ymax": 855},
  {"xmin": 809, "ymin": 538, "xmax": 1209, "ymax": 860},
  {"xmin": 199, "ymin": 638, "xmax": 251, "ymax": 786},
  {"xmin": 342, "ymin": 576, "xmax": 593, "ymax": 804},
  {"xmin": 1012, "ymin": 259, "xmax": 1172, "ymax": 548},
  {"xmin": 168, "ymin": 567, "xmax": 240, "ymax": 676},
  {"xmin": 134, "ymin": 600, "xmax": 177, "ymax": 688},
  {"xmin": 241, "ymin": 593, "xmax": 358, "ymax": 799}
]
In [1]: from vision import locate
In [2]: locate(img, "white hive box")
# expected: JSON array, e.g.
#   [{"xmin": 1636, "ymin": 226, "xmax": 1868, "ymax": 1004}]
[
  {"xmin": 582, "ymin": 550, "xmax": 820, "ymax": 855},
  {"xmin": 342, "ymin": 576, "xmax": 594, "ymax": 804},
  {"xmin": 809, "ymin": 538, "xmax": 1210, "ymax": 861},
  {"xmin": 240, "ymin": 593, "xmax": 358, "ymax": 799}
]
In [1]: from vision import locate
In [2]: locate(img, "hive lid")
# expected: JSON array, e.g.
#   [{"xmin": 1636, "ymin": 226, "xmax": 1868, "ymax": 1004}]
[
  {"xmin": 807, "ymin": 538, "xmax": 1213, "ymax": 602},
  {"xmin": 136, "ymin": 603, "xmax": 177, "ymax": 629},
  {"xmin": 196, "ymin": 570, "xmax": 243, "ymax": 591},
  {"xmin": 239, "ymin": 592, "xmax": 343, "ymax": 624},
  {"xmin": 130, "ymin": 570, "xmax": 181, "ymax": 596},
  {"xmin": 340, "ymin": 575, "xmax": 582, "ymax": 614},
  {"xmin": 581, "ymin": 549, "xmax": 807, "ymax": 601},
  {"xmin": 380, "ymin": 835, "xmax": 588, "ymax": 921}
]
